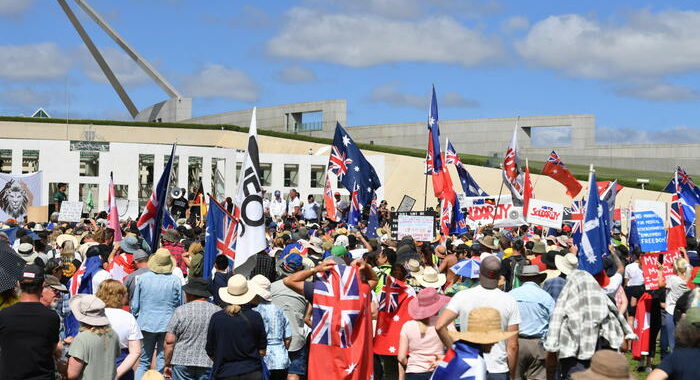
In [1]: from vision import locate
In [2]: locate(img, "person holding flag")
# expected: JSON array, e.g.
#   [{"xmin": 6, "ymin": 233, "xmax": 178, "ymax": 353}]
[{"xmin": 138, "ymin": 144, "xmax": 176, "ymax": 253}]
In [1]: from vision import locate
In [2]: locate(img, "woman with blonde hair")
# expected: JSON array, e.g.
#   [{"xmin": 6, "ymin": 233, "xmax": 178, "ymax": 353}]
[
  {"xmin": 659, "ymin": 256, "xmax": 691, "ymax": 355},
  {"xmin": 96, "ymin": 280, "xmax": 142, "ymax": 380}
]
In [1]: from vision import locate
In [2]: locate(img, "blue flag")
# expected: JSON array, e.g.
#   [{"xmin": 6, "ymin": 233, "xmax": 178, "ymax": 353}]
[
  {"xmin": 578, "ymin": 170, "xmax": 607, "ymax": 275},
  {"xmin": 328, "ymin": 123, "xmax": 381, "ymax": 205},
  {"xmin": 137, "ymin": 144, "xmax": 176, "ymax": 252},
  {"xmin": 348, "ymin": 182, "xmax": 361, "ymax": 228},
  {"xmin": 451, "ymin": 195, "xmax": 469, "ymax": 235},
  {"xmin": 365, "ymin": 194, "xmax": 379, "ymax": 239},
  {"xmin": 445, "ymin": 139, "xmax": 488, "ymax": 197},
  {"xmin": 627, "ymin": 212, "xmax": 641, "ymax": 252},
  {"xmin": 203, "ymin": 197, "xmax": 237, "ymax": 279},
  {"xmin": 162, "ymin": 209, "xmax": 176, "ymax": 230},
  {"xmin": 432, "ymin": 341, "xmax": 486, "ymax": 380},
  {"xmin": 663, "ymin": 167, "xmax": 700, "ymax": 236}
]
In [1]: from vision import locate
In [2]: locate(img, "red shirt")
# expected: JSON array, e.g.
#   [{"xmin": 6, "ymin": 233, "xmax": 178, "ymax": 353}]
[
  {"xmin": 530, "ymin": 255, "xmax": 547, "ymax": 272},
  {"xmin": 162, "ymin": 241, "xmax": 187, "ymax": 276}
]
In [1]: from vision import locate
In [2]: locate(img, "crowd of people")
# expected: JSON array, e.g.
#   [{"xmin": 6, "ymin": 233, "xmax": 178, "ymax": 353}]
[{"xmin": 0, "ymin": 188, "xmax": 699, "ymax": 380}]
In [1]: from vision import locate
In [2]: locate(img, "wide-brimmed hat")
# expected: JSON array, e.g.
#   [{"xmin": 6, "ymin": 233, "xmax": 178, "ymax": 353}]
[
  {"xmin": 450, "ymin": 307, "xmax": 517, "ymax": 344},
  {"xmin": 147, "ymin": 248, "xmax": 176, "ymax": 274},
  {"xmin": 303, "ymin": 236, "xmax": 323, "ymax": 254},
  {"xmin": 120, "ymin": 236, "xmax": 141, "ymax": 254},
  {"xmin": 532, "ymin": 241, "xmax": 547, "ymax": 255},
  {"xmin": 32, "ymin": 224, "xmax": 45, "ymax": 232},
  {"xmin": 182, "ymin": 278, "xmax": 211, "ymax": 298},
  {"xmin": 416, "ymin": 266, "xmax": 446, "ymax": 288},
  {"xmin": 17, "ymin": 243, "xmax": 38, "ymax": 264},
  {"xmin": 477, "ymin": 236, "xmax": 498, "ymax": 250},
  {"xmin": 479, "ymin": 256, "xmax": 501, "ymax": 289},
  {"xmin": 250, "ymin": 274, "xmax": 272, "ymax": 301},
  {"xmin": 555, "ymin": 253, "xmax": 578, "ymax": 276},
  {"xmin": 517, "ymin": 265, "xmax": 546, "ymax": 280},
  {"xmin": 571, "ymin": 350, "xmax": 635, "ymax": 380},
  {"xmin": 334, "ymin": 235, "xmax": 349, "ymax": 247},
  {"xmin": 56, "ymin": 234, "xmax": 79, "ymax": 249},
  {"xmin": 219, "ymin": 274, "xmax": 258, "ymax": 306},
  {"xmin": 69, "ymin": 294, "xmax": 110, "ymax": 326},
  {"xmin": 408, "ymin": 287, "xmax": 450, "ymax": 320},
  {"xmin": 556, "ymin": 235, "xmax": 570, "ymax": 247},
  {"xmin": 407, "ymin": 259, "xmax": 423, "ymax": 275}
]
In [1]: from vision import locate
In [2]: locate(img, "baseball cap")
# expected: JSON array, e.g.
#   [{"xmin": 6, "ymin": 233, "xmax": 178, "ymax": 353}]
[
  {"xmin": 274, "ymin": 190, "xmax": 281, "ymax": 196},
  {"xmin": 479, "ymin": 256, "xmax": 501, "ymax": 289},
  {"xmin": 21, "ymin": 264, "xmax": 44, "ymax": 284},
  {"xmin": 44, "ymin": 275, "xmax": 68, "ymax": 293},
  {"xmin": 334, "ymin": 192, "xmax": 341, "ymax": 196}
]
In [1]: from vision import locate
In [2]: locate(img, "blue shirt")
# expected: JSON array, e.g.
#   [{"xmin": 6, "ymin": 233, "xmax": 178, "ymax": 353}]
[
  {"xmin": 543, "ymin": 276, "xmax": 567, "ymax": 302},
  {"xmin": 508, "ymin": 281, "xmax": 555, "ymax": 339},
  {"xmin": 253, "ymin": 302, "xmax": 292, "ymax": 370},
  {"xmin": 130, "ymin": 271, "xmax": 182, "ymax": 332}
]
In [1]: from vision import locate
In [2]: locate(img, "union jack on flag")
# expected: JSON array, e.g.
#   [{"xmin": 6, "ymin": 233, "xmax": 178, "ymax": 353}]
[
  {"xmin": 547, "ymin": 151, "xmax": 565, "ymax": 167},
  {"xmin": 445, "ymin": 140, "xmax": 459, "ymax": 166},
  {"xmin": 203, "ymin": 197, "xmax": 239, "ymax": 277},
  {"xmin": 311, "ymin": 265, "xmax": 362, "ymax": 348},
  {"xmin": 378, "ymin": 276, "xmax": 403, "ymax": 313},
  {"xmin": 671, "ymin": 193, "xmax": 684, "ymax": 228},
  {"xmin": 570, "ymin": 201, "xmax": 584, "ymax": 235},
  {"xmin": 329, "ymin": 146, "xmax": 353, "ymax": 180},
  {"xmin": 677, "ymin": 166, "xmax": 696, "ymax": 187}
]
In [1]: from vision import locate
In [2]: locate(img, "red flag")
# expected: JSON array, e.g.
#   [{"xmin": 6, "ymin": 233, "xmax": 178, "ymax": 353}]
[
  {"xmin": 596, "ymin": 181, "xmax": 623, "ymax": 196},
  {"xmin": 502, "ymin": 124, "xmax": 524, "ymax": 203},
  {"xmin": 323, "ymin": 176, "xmax": 338, "ymax": 222},
  {"xmin": 374, "ymin": 276, "xmax": 414, "ymax": 355},
  {"xmin": 108, "ymin": 253, "xmax": 134, "ymax": 283},
  {"xmin": 541, "ymin": 151, "xmax": 582, "ymax": 198},
  {"xmin": 308, "ymin": 265, "xmax": 373, "ymax": 380},
  {"xmin": 631, "ymin": 292, "xmax": 652, "ymax": 359},
  {"xmin": 108, "ymin": 172, "xmax": 123, "ymax": 243},
  {"xmin": 668, "ymin": 172, "xmax": 687, "ymax": 253},
  {"xmin": 523, "ymin": 163, "xmax": 533, "ymax": 218}
]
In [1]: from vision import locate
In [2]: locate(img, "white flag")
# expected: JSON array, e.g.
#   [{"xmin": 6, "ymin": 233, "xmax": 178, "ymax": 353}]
[{"xmin": 233, "ymin": 108, "xmax": 267, "ymax": 271}]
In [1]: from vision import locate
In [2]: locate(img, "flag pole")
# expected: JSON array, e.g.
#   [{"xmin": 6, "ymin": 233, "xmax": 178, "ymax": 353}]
[
  {"xmin": 423, "ymin": 165, "xmax": 429, "ymax": 211},
  {"xmin": 491, "ymin": 163, "xmax": 506, "ymax": 225}
]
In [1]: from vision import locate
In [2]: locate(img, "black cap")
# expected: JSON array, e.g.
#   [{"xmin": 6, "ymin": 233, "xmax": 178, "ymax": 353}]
[
  {"xmin": 86, "ymin": 245, "xmax": 102, "ymax": 258},
  {"xmin": 21, "ymin": 264, "xmax": 44, "ymax": 284},
  {"xmin": 182, "ymin": 278, "xmax": 211, "ymax": 298}
]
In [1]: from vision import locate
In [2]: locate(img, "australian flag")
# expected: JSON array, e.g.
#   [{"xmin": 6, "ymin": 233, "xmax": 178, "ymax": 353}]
[
  {"xmin": 329, "ymin": 123, "xmax": 381, "ymax": 206},
  {"xmin": 137, "ymin": 144, "xmax": 176, "ymax": 252},
  {"xmin": 446, "ymin": 139, "xmax": 488, "ymax": 197},
  {"xmin": 431, "ymin": 341, "xmax": 486, "ymax": 380},
  {"xmin": 663, "ymin": 166, "xmax": 700, "ymax": 236},
  {"xmin": 365, "ymin": 194, "xmax": 379, "ymax": 239},
  {"xmin": 578, "ymin": 170, "xmax": 608, "ymax": 275},
  {"xmin": 348, "ymin": 183, "xmax": 361, "ymax": 228},
  {"xmin": 204, "ymin": 196, "xmax": 238, "ymax": 278}
]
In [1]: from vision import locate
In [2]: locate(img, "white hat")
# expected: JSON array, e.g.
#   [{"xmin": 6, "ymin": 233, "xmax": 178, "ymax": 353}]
[
  {"xmin": 555, "ymin": 253, "xmax": 578, "ymax": 276},
  {"xmin": 219, "ymin": 274, "xmax": 259, "ymax": 306},
  {"xmin": 249, "ymin": 275, "xmax": 272, "ymax": 301},
  {"xmin": 334, "ymin": 235, "xmax": 349, "ymax": 248},
  {"xmin": 18, "ymin": 243, "xmax": 38, "ymax": 264},
  {"xmin": 417, "ymin": 266, "xmax": 446, "ymax": 288}
]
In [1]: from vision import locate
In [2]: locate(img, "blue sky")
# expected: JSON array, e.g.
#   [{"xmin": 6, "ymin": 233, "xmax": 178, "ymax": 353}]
[{"xmin": 2, "ymin": 0, "xmax": 700, "ymax": 144}]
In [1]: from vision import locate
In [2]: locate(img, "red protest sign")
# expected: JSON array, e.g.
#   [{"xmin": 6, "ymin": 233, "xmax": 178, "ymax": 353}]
[{"xmin": 641, "ymin": 253, "xmax": 661, "ymax": 290}]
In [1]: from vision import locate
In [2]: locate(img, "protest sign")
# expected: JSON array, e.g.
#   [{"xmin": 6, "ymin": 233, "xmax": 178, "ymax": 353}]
[
  {"xmin": 58, "ymin": 201, "xmax": 84, "ymax": 222},
  {"xmin": 526, "ymin": 199, "xmax": 564, "ymax": 229},
  {"xmin": 103, "ymin": 199, "xmax": 140, "ymax": 220},
  {"xmin": 396, "ymin": 195, "xmax": 416, "ymax": 212},
  {"xmin": 463, "ymin": 195, "xmax": 525, "ymax": 228},
  {"xmin": 0, "ymin": 172, "xmax": 43, "ymax": 222},
  {"xmin": 27, "ymin": 206, "xmax": 48, "ymax": 223},
  {"xmin": 634, "ymin": 200, "xmax": 668, "ymax": 252},
  {"xmin": 391, "ymin": 211, "xmax": 436, "ymax": 241},
  {"xmin": 640, "ymin": 251, "xmax": 684, "ymax": 290}
]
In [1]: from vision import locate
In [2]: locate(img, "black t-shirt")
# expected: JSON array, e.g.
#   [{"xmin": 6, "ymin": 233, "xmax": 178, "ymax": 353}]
[
  {"xmin": 501, "ymin": 255, "xmax": 526, "ymax": 292},
  {"xmin": 0, "ymin": 302, "xmax": 60, "ymax": 380},
  {"xmin": 657, "ymin": 347, "xmax": 700, "ymax": 380},
  {"xmin": 171, "ymin": 197, "xmax": 189, "ymax": 219},
  {"xmin": 206, "ymin": 306, "xmax": 266, "ymax": 378}
]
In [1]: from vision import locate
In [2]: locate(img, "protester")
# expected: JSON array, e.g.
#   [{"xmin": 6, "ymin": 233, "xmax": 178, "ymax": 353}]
[
  {"xmin": 66, "ymin": 294, "xmax": 120, "ymax": 379},
  {"xmin": 131, "ymin": 248, "xmax": 183, "ymax": 379},
  {"xmin": 543, "ymin": 252, "xmax": 577, "ymax": 302},
  {"xmin": 646, "ymin": 307, "xmax": 700, "ymax": 380},
  {"xmin": 164, "ymin": 278, "xmax": 220, "ymax": 380},
  {"xmin": 162, "ymin": 230, "xmax": 188, "ymax": 277},
  {"xmin": 187, "ymin": 242, "xmax": 205, "ymax": 278},
  {"xmin": 125, "ymin": 248, "xmax": 149, "ymax": 299},
  {"xmin": 250, "ymin": 275, "xmax": 292, "ymax": 380},
  {"xmin": 501, "ymin": 240, "xmax": 527, "ymax": 291},
  {"xmin": 207, "ymin": 274, "xmax": 267, "ymax": 379},
  {"xmin": 209, "ymin": 254, "xmax": 231, "ymax": 307},
  {"xmin": 659, "ymin": 257, "xmax": 691, "ymax": 354},
  {"xmin": 250, "ymin": 249, "xmax": 276, "ymax": 283},
  {"xmin": 96, "ymin": 280, "xmax": 142, "ymax": 380}
]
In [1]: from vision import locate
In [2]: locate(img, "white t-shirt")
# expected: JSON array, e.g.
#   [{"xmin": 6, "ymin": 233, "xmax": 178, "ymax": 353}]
[
  {"xmin": 604, "ymin": 273, "xmax": 623, "ymax": 295},
  {"xmin": 270, "ymin": 199, "xmax": 286, "ymax": 219},
  {"xmin": 91, "ymin": 270, "xmax": 112, "ymax": 294},
  {"xmin": 624, "ymin": 262, "xmax": 644, "ymax": 287},
  {"xmin": 287, "ymin": 197, "xmax": 301, "ymax": 216},
  {"xmin": 665, "ymin": 275, "xmax": 689, "ymax": 315},
  {"xmin": 349, "ymin": 248, "xmax": 368, "ymax": 260},
  {"xmin": 105, "ymin": 308, "xmax": 143, "ymax": 349},
  {"xmin": 302, "ymin": 202, "xmax": 319, "ymax": 219},
  {"xmin": 445, "ymin": 285, "xmax": 521, "ymax": 374}
]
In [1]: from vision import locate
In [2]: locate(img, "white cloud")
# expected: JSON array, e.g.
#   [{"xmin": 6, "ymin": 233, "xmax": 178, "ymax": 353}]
[
  {"xmin": 368, "ymin": 82, "xmax": 425, "ymax": 108},
  {"xmin": 267, "ymin": 8, "xmax": 502, "ymax": 67},
  {"xmin": 182, "ymin": 64, "xmax": 259, "ymax": 102},
  {"xmin": 277, "ymin": 66, "xmax": 316, "ymax": 84},
  {"xmin": 442, "ymin": 91, "xmax": 479, "ymax": 108},
  {"xmin": 613, "ymin": 82, "xmax": 700, "ymax": 102},
  {"xmin": 596, "ymin": 126, "xmax": 700, "ymax": 144},
  {"xmin": 501, "ymin": 16, "xmax": 529, "ymax": 33},
  {"xmin": 304, "ymin": 0, "xmax": 502, "ymax": 20},
  {"xmin": 79, "ymin": 47, "xmax": 151, "ymax": 86},
  {"xmin": 0, "ymin": 87, "xmax": 53, "ymax": 108},
  {"xmin": 0, "ymin": 43, "xmax": 71, "ymax": 80},
  {"xmin": 0, "ymin": 0, "xmax": 33, "ymax": 16},
  {"xmin": 517, "ymin": 11, "xmax": 700, "ymax": 79}
]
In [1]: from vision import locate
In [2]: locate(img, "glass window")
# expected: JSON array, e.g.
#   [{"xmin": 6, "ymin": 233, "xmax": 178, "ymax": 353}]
[
  {"xmin": 79, "ymin": 152, "xmax": 99, "ymax": 177},
  {"xmin": 80, "ymin": 183, "xmax": 98, "ymax": 215},
  {"xmin": 22, "ymin": 150, "xmax": 39, "ymax": 174},
  {"xmin": 188, "ymin": 156, "xmax": 203, "ymax": 195},
  {"xmin": 114, "ymin": 185, "xmax": 128, "ymax": 199},
  {"xmin": 48, "ymin": 182, "xmax": 69, "ymax": 215},
  {"xmin": 211, "ymin": 158, "xmax": 225, "ymax": 200},
  {"xmin": 284, "ymin": 164, "xmax": 299, "ymax": 187},
  {"xmin": 260, "ymin": 163, "xmax": 272, "ymax": 187},
  {"xmin": 300, "ymin": 111, "xmax": 324, "ymax": 131},
  {"xmin": 310, "ymin": 165, "xmax": 325, "ymax": 188},
  {"xmin": 165, "ymin": 155, "xmax": 179, "ymax": 189},
  {"xmin": 235, "ymin": 162, "xmax": 243, "ymax": 183},
  {"xmin": 139, "ymin": 154, "xmax": 154, "ymax": 211},
  {"xmin": 0, "ymin": 150, "xmax": 11, "ymax": 174}
]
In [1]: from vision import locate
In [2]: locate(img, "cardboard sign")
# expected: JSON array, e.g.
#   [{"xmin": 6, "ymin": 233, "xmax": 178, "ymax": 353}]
[
  {"xmin": 58, "ymin": 201, "xmax": 84, "ymax": 222},
  {"xmin": 640, "ymin": 251, "xmax": 684, "ymax": 290},
  {"xmin": 463, "ymin": 195, "xmax": 525, "ymax": 228},
  {"xmin": 102, "ymin": 199, "xmax": 140, "ymax": 220},
  {"xmin": 26, "ymin": 206, "xmax": 48, "ymax": 223},
  {"xmin": 391, "ymin": 211, "xmax": 436, "ymax": 242},
  {"xmin": 526, "ymin": 199, "xmax": 564, "ymax": 230},
  {"xmin": 634, "ymin": 210, "xmax": 667, "ymax": 252},
  {"xmin": 396, "ymin": 195, "xmax": 417, "ymax": 212}
]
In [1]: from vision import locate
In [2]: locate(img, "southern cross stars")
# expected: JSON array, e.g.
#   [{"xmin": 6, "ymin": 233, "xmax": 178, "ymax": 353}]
[{"xmin": 342, "ymin": 135, "xmax": 352, "ymax": 147}]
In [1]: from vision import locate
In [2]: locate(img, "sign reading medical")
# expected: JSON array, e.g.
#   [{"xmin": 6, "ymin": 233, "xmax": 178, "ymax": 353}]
[
  {"xmin": 463, "ymin": 195, "xmax": 525, "ymax": 228},
  {"xmin": 633, "ymin": 200, "xmax": 667, "ymax": 252},
  {"xmin": 526, "ymin": 199, "xmax": 564, "ymax": 230},
  {"xmin": 391, "ymin": 211, "xmax": 436, "ymax": 242}
]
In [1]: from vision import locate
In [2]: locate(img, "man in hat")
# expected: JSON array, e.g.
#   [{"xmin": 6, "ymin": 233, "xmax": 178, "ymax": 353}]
[
  {"xmin": 334, "ymin": 191, "xmax": 349, "ymax": 221},
  {"xmin": 125, "ymin": 249, "xmax": 150, "ymax": 301},
  {"xmin": 436, "ymin": 256, "xmax": 520, "ymax": 380},
  {"xmin": 17, "ymin": 242, "xmax": 40, "ymax": 265},
  {"xmin": 164, "ymin": 278, "xmax": 220, "ymax": 380},
  {"xmin": 40, "ymin": 274, "xmax": 68, "ymax": 309},
  {"xmin": 161, "ymin": 229, "xmax": 187, "ymax": 277},
  {"xmin": 543, "ymin": 251, "xmax": 578, "ymax": 302},
  {"xmin": 131, "ymin": 248, "xmax": 183, "ymax": 379},
  {"xmin": 501, "ymin": 240, "xmax": 528, "ymax": 292},
  {"xmin": 0, "ymin": 264, "xmax": 61, "ymax": 380},
  {"xmin": 508, "ymin": 265, "xmax": 555, "ymax": 380},
  {"xmin": 270, "ymin": 190, "xmax": 286, "ymax": 222}
]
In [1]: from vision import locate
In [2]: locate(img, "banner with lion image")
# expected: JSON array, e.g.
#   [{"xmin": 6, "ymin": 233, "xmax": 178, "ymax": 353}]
[{"xmin": 0, "ymin": 172, "xmax": 43, "ymax": 222}]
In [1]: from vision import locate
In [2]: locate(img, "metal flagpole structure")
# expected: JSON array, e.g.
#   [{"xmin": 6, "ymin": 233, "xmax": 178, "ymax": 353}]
[{"xmin": 424, "ymin": 152, "xmax": 429, "ymax": 211}]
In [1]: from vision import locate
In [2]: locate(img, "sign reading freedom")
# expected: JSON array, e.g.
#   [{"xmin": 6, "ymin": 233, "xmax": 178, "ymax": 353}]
[{"xmin": 634, "ymin": 210, "xmax": 667, "ymax": 252}]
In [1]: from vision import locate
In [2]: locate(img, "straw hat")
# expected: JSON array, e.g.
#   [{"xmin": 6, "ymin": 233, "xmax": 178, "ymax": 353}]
[
  {"xmin": 69, "ymin": 294, "xmax": 110, "ymax": 326},
  {"xmin": 219, "ymin": 274, "xmax": 259, "ymax": 306},
  {"xmin": 407, "ymin": 259, "xmax": 423, "ymax": 275},
  {"xmin": 147, "ymin": 248, "xmax": 176, "ymax": 274},
  {"xmin": 555, "ymin": 253, "xmax": 578, "ymax": 276},
  {"xmin": 450, "ymin": 307, "xmax": 517, "ymax": 344},
  {"xmin": 478, "ymin": 236, "xmax": 498, "ymax": 250},
  {"xmin": 417, "ymin": 266, "xmax": 446, "ymax": 288},
  {"xmin": 532, "ymin": 242, "xmax": 547, "ymax": 255},
  {"xmin": 571, "ymin": 350, "xmax": 635, "ymax": 380},
  {"xmin": 56, "ymin": 234, "xmax": 80, "ymax": 249},
  {"xmin": 141, "ymin": 370, "xmax": 166, "ymax": 380},
  {"xmin": 408, "ymin": 287, "xmax": 450, "ymax": 320},
  {"xmin": 249, "ymin": 274, "xmax": 272, "ymax": 301}
]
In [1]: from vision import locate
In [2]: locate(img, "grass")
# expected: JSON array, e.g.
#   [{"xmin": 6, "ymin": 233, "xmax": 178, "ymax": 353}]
[
  {"xmin": 626, "ymin": 351, "xmax": 661, "ymax": 380},
  {"xmin": 0, "ymin": 115, "xmax": 683, "ymax": 192}
]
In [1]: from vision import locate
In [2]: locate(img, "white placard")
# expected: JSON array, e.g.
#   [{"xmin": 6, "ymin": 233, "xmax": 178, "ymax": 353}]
[
  {"xmin": 634, "ymin": 200, "xmax": 667, "ymax": 227},
  {"xmin": 58, "ymin": 201, "xmax": 84, "ymax": 222},
  {"xmin": 0, "ymin": 171, "xmax": 43, "ymax": 221},
  {"xmin": 103, "ymin": 199, "xmax": 140, "ymax": 220},
  {"xmin": 463, "ymin": 195, "xmax": 526, "ymax": 228},
  {"xmin": 397, "ymin": 214, "xmax": 435, "ymax": 242},
  {"xmin": 526, "ymin": 198, "xmax": 564, "ymax": 230}
]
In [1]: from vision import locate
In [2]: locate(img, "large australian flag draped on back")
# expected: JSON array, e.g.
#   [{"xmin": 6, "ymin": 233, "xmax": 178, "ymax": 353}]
[
  {"xmin": 329, "ymin": 123, "xmax": 381, "ymax": 205},
  {"xmin": 431, "ymin": 341, "xmax": 486, "ymax": 380},
  {"xmin": 578, "ymin": 170, "xmax": 608, "ymax": 275},
  {"xmin": 137, "ymin": 144, "xmax": 176, "ymax": 252},
  {"xmin": 663, "ymin": 166, "xmax": 700, "ymax": 236}
]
